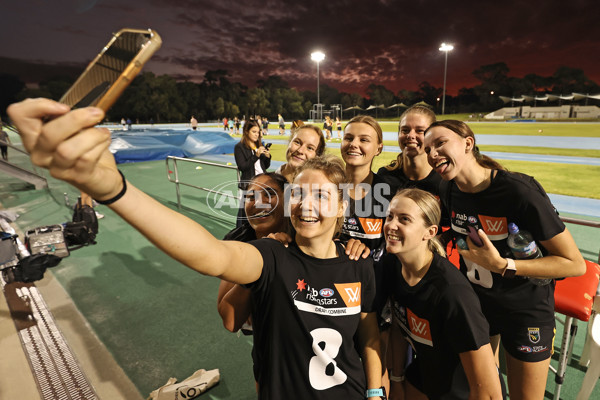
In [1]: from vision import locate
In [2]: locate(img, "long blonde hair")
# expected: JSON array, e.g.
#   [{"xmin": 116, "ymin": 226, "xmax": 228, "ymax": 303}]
[{"xmin": 393, "ymin": 188, "xmax": 446, "ymax": 256}]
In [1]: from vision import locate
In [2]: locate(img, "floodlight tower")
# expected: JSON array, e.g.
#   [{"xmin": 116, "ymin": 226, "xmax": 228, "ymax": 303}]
[
  {"xmin": 439, "ymin": 43, "xmax": 454, "ymax": 115},
  {"xmin": 311, "ymin": 51, "xmax": 325, "ymax": 120}
]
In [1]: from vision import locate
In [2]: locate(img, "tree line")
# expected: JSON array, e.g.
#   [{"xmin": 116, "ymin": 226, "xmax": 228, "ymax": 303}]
[{"xmin": 1, "ymin": 63, "xmax": 598, "ymax": 123}]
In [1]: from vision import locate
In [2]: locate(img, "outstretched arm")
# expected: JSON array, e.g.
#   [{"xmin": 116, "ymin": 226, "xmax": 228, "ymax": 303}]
[{"xmin": 8, "ymin": 98, "xmax": 263, "ymax": 284}]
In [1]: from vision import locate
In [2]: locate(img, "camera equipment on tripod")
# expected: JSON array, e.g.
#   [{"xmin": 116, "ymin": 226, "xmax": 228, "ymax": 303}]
[
  {"xmin": 63, "ymin": 197, "xmax": 99, "ymax": 248},
  {"xmin": 0, "ymin": 231, "xmax": 19, "ymax": 267},
  {"xmin": 2, "ymin": 253, "xmax": 62, "ymax": 283},
  {"xmin": 26, "ymin": 225, "xmax": 69, "ymax": 258}
]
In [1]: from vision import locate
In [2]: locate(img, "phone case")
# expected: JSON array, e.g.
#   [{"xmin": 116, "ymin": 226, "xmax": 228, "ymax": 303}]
[
  {"xmin": 59, "ymin": 28, "xmax": 162, "ymax": 111},
  {"xmin": 467, "ymin": 226, "xmax": 483, "ymax": 247}
]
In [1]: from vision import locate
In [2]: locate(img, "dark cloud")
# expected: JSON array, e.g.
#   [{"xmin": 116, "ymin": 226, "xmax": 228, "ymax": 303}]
[{"xmin": 2, "ymin": 0, "xmax": 598, "ymax": 95}]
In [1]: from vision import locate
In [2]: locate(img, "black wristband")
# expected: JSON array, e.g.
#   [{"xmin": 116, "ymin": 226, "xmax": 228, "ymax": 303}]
[{"xmin": 94, "ymin": 170, "xmax": 127, "ymax": 205}]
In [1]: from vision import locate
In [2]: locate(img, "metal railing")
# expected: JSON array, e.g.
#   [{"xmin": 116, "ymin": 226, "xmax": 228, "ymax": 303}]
[
  {"xmin": 560, "ymin": 216, "xmax": 600, "ymax": 229},
  {"xmin": 165, "ymin": 156, "xmax": 240, "ymax": 209}
]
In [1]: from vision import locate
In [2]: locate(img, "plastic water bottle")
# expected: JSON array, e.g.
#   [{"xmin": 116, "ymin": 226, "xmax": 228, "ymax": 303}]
[{"xmin": 506, "ymin": 223, "xmax": 552, "ymax": 286}]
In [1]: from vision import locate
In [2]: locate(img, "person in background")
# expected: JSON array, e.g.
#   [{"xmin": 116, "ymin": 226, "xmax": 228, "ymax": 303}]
[
  {"xmin": 335, "ymin": 116, "xmax": 343, "ymax": 139},
  {"xmin": 377, "ymin": 105, "xmax": 440, "ymax": 196},
  {"xmin": 228, "ymin": 118, "xmax": 234, "ymax": 132},
  {"xmin": 323, "ymin": 115, "xmax": 333, "ymax": 140},
  {"xmin": 234, "ymin": 117, "xmax": 241, "ymax": 134},
  {"xmin": 384, "ymin": 188, "xmax": 503, "ymax": 400},
  {"xmin": 218, "ymin": 173, "xmax": 288, "ymax": 332},
  {"xmin": 0, "ymin": 117, "xmax": 11, "ymax": 161},
  {"xmin": 278, "ymin": 113, "xmax": 285, "ymax": 135},
  {"xmin": 338, "ymin": 115, "xmax": 391, "ymax": 393},
  {"xmin": 275, "ymin": 124, "xmax": 325, "ymax": 183},
  {"xmin": 424, "ymin": 120, "xmax": 585, "ymax": 400},
  {"xmin": 234, "ymin": 120, "xmax": 271, "ymax": 226},
  {"xmin": 190, "ymin": 115, "xmax": 198, "ymax": 130},
  {"xmin": 223, "ymin": 117, "xmax": 228, "ymax": 131},
  {"xmin": 6, "ymin": 99, "xmax": 385, "ymax": 399},
  {"xmin": 262, "ymin": 116, "xmax": 269, "ymax": 136},
  {"xmin": 339, "ymin": 115, "xmax": 387, "ymax": 256}
]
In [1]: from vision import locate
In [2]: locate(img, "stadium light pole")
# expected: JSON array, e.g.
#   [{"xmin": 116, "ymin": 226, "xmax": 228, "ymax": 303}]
[
  {"xmin": 311, "ymin": 51, "xmax": 325, "ymax": 120},
  {"xmin": 439, "ymin": 43, "xmax": 454, "ymax": 115}
]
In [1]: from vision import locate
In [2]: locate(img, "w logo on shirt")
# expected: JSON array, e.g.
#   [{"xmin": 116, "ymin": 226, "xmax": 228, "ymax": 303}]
[
  {"xmin": 334, "ymin": 282, "xmax": 361, "ymax": 307},
  {"xmin": 478, "ymin": 215, "xmax": 508, "ymax": 240},
  {"xmin": 359, "ymin": 218, "xmax": 383, "ymax": 235},
  {"xmin": 406, "ymin": 309, "xmax": 433, "ymax": 346}
]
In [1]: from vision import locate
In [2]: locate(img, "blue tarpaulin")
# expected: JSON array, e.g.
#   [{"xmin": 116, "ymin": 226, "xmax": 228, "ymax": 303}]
[{"xmin": 109, "ymin": 129, "xmax": 236, "ymax": 164}]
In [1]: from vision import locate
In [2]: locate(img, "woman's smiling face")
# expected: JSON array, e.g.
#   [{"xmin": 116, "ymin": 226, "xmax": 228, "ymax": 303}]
[
  {"xmin": 244, "ymin": 175, "xmax": 285, "ymax": 237},
  {"xmin": 286, "ymin": 128, "xmax": 321, "ymax": 169},
  {"xmin": 384, "ymin": 195, "xmax": 433, "ymax": 256},
  {"xmin": 341, "ymin": 122, "xmax": 382, "ymax": 168},
  {"xmin": 289, "ymin": 169, "xmax": 343, "ymax": 241},
  {"xmin": 398, "ymin": 112, "xmax": 431, "ymax": 157},
  {"xmin": 424, "ymin": 125, "xmax": 471, "ymax": 181}
]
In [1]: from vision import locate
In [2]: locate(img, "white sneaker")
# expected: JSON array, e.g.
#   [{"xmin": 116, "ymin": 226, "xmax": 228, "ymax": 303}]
[
  {"xmin": 147, "ymin": 369, "xmax": 220, "ymax": 400},
  {"xmin": 95, "ymin": 212, "xmax": 105, "ymax": 219}
]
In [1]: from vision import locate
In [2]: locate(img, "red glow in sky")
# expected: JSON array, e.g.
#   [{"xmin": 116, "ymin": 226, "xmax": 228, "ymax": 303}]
[{"xmin": 1, "ymin": 0, "xmax": 599, "ymax": 96}]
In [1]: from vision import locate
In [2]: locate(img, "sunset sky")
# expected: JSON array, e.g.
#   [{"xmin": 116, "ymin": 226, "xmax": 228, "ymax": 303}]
[{"xmin": 2, "ymin": 0, "xmax": 599, "ymax": 96}]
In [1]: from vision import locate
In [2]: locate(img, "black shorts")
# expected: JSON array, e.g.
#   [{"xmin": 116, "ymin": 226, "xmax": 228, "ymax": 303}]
[
  {"xmin": 498, "ymin": 323, "xmax": 555, "ymax": 362},
  {"xmin": 478, "ymin": 282, "xmax": 555, "ymax": 362}
]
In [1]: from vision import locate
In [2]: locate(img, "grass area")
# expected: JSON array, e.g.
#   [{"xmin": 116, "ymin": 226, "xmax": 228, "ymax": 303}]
[
  {"xmin": 268, "ymin": 143, "xmax": 600, "ymax": 199},
  {"xmin": 376, "ymin": 120, "xmax": 600, "ymax": 137},
  {"xmin": 465, "ymin": 122, "xmax": 600, "ymax": 137},
  {"xmin": 477, "ymin": 145, "xmax": 600, "ymax": 158},
  {"xmin": 244, "ymin": 133, "xmax": 600, "ymax": 158},
  {"xmin": 264, "ymin": 120, "xmax": 600, "ymax": 138}
]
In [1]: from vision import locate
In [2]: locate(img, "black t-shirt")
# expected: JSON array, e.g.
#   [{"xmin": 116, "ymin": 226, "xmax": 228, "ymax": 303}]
[
  {"xmin": 247, "ymin": 239, "xmax": 376, "ymax": 399},
  {"xmin": 223, "ymin": 222, "xmax": 257, "ymax": 241},
  {"xmin": 340, "ymin": 173, "xmax": 392, "ymax": 258},
  {"xmin": 376, "ymin": 165, "xmax": 450, "ymax": 228},
  {"xmin": 385, "ymin": 252, "xmax": 490, "ymax": 399},
  {"xmin": 377, "ymin": 164, "xmax": 442, "ymax": 197},
  {"xmin": 439, "ymin": 170, "xmax": 564, "ymax": 317}
]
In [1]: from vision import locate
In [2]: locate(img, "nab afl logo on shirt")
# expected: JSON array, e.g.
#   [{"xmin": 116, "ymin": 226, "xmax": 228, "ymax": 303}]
[
  {"xmin": 348, "ymin": 218, "xmax": 357, "ymax": 225},
  {"xmin": 319, "ymin": 288, "xmax": 334, "ymax": 297}
]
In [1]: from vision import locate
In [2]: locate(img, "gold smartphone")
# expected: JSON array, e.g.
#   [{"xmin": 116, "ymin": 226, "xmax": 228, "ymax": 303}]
[{"xmin": 59, "ymin": 28, "xmax": 162, "ymax": 111}]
